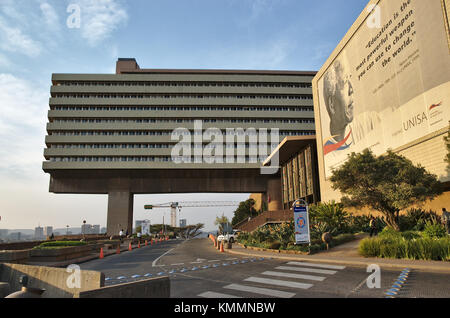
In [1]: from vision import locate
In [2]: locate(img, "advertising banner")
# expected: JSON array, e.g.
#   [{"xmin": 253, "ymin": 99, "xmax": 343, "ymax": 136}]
[
  {"xmin": 293, "ymin": 200, "xmax": 310, "ymax": 244},
  {"xmin": 317, "ymin": 0, "xmax": 450, "ymax": 178}
]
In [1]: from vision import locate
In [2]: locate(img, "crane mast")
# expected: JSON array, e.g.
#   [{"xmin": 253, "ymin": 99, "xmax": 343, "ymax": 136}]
[{"xmin": 144, "ymin": 201, "xmax": 241, "ymax": 227}]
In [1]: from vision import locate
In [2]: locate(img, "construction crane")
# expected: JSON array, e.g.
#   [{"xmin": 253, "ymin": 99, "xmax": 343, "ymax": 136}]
[{"xmin": 144, "ymin": 201, "xmax": 241, "ymax": 227}]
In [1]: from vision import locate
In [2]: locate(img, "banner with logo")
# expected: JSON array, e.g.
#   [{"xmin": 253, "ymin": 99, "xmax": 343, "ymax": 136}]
[
  {"xmin": 316, "ymin": 0, "xmax": 450, "ymax": 178},
  {"xmin": 293, "ymin": 201, "xmax": 310, "ymax": 244}
]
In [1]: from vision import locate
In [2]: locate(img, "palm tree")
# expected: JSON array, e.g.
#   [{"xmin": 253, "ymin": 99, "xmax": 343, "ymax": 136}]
[{"xmin": 214, "ymin": 213, "xmax": 231, "ymax": 235}]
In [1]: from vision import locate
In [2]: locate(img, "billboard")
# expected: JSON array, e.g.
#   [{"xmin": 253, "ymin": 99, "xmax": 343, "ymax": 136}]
[{"xmin": 316, "ymin": 0, "xmax": 450, "ymax": 178}]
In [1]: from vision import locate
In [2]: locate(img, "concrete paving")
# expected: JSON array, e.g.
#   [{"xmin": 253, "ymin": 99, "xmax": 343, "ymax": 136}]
[{"xmin": 225, "ymin": 236, "xmax": 450, "ymax": 274}]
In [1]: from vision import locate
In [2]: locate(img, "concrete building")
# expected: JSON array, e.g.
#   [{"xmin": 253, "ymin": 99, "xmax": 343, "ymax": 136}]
[
  {"xmin": 263, "ymin": 136, "xmax": 321, "ymax": 209},
  {"xmin": 43, "ymin": 58, "xmax": 317, "ymax": 235},
  {"xmin": 44, "ymin": 226, "xmax": 53, "ymax": 237},
  {"xmin": 34, "ymin": 227, "xmax": 44, "ymax": 240}
]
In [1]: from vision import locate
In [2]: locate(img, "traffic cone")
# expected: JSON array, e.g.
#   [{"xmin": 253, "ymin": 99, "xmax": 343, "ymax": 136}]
[
  {"xmin": 145, "ymin": 240, "xmax": 148, "ymax": 246},
  {"xmin": 128, "ymin": 242, "xmax": 132, "ymax": 251},
  {"xmin": 166, "ymin": 236, "xmax": 168, "ymax": 241},
  {"xmin": 99, "ymin": 248, "xmax": 104, "ymax": 259},
  {"xmin": 214, "ymin": 238, "xmax": 217, "ymax": 247},
  {"xmin": 150, "ymin": 239, "xmax": 153, "ymax": 245},
  {"xmin": 116, "ymin": 245, "xmax": 120, "ymax": 254},
  {"xmin": 138, "ymin": 241, "xmax": 141, "ymax": 248},
  {"xmin": 220, "ymin": 241, "xmax": 224, "ymax": 253}
]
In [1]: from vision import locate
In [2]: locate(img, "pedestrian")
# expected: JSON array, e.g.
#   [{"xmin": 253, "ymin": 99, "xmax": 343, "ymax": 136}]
[
  {"xmin": 442, "ymin": 208, "xmax": 450, "ymax": 234},
  {"xmin": 369, "ymin": 216, "xmax": 378, "ymax": 237},
  {"xmin": 137, "ymin": 231, "xmax": 142, "ymax": 243},
  {"xmin": 125, "ymin": 229, "xmax": 129, "ymax": 238},
  {"xmin": 119, "ymin": 229, "xmax": 124, "ymax": 243}
]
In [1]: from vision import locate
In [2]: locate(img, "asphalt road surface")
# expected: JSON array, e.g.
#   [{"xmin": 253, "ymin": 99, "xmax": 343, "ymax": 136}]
[{"xmin": 80, "ymin": 238, "xmax": 450, "ymax": 298}]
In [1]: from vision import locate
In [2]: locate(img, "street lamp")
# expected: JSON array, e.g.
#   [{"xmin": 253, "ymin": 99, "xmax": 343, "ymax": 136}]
[{"xmin": 66, "ymin": 225, "xmax": 69, "ymax": 236}]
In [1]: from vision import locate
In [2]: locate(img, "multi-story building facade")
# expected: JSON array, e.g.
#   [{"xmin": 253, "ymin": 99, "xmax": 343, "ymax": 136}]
[{"xmin": 43, "ymin": 58, "xmax": 317, "ymax": 234}]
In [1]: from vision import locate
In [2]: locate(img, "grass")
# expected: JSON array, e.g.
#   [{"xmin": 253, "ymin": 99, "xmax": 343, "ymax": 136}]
[
  {"xmin": 33, "ymin": 241, "xmax": 87, "ymax": 249},
  {"xmin": 359, "ymin": 234, "xmax": 450, "ymax": 261}
]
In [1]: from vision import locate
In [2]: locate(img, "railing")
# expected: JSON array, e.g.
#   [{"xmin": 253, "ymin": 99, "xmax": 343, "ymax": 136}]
[{"xmin": 236, "ymin": 210, "xmax": 293, "ymax": 232}]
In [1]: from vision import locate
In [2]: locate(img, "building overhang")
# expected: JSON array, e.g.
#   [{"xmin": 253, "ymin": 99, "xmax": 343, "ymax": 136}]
[{"xmin": 263, "ymin": 135, "xmax": 317, "ymax": 167}]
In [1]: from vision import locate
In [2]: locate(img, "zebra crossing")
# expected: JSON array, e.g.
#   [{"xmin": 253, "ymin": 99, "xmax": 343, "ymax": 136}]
[{"xmin": 198, "ymin": 261, "xmax": 346, "ymax": 298}]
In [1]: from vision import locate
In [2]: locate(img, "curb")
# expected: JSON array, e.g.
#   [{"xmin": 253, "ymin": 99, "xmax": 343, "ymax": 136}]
[{"xmin": 223, "ymin": 246, "xmax": 450, "ymax": 273}]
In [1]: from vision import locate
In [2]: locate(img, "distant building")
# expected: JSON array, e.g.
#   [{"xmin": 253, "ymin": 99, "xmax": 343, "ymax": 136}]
[
  {"xmin": 44, "ymin": 226, "xmax": 53, "ymax": 237},
  {"xmin": 8, "ymin": 232, "xmax": 21, "ymax": 241},
  {"xmin": 81, "ymin": 224, "xmax": 100, "ymax": 234},
  {"xmin": 34, "ymin": 226, "xmax": 44, "ymax": 240},
  {"xmin": 0, "ymin": 229, "xmax": 8, "ymax": 239},
  {"xmin": 179, "ymin": 219, "xmax": 187, "ymax": 227}
]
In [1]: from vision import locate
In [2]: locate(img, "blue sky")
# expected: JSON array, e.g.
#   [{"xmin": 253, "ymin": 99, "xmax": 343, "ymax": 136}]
[{"xmin": 0, "ymin": 0, "xmax": 368, "ymax": 232}]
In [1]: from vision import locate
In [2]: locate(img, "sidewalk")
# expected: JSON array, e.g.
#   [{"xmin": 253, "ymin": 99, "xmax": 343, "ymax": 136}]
[{"xmin": 223, "ymin": 236, "xmax": 450, "ymax": 273}]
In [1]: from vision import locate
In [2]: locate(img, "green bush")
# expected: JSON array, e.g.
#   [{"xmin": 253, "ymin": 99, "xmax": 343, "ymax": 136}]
[
  {"xmin": 268, "ymin": 241, "xmax": 282, "ymax": 250},
  {"xmin": 399, "ymin": 208, "xmax": 442, "ymax": 231},
  {"xmin": 423, "ymin": 222, "xmax": 447, "ymax": 239},
  {"xmin": 35, "ymin": 241, "xmax": 87, "ymax": 249},
  {"xmin": 359, "ymin": 236, "xmax": 450, "ymax": 261}
]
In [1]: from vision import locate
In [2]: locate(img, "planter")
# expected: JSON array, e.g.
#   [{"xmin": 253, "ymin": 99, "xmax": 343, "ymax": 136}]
[
  {"xmin": 30, "ymin": 245, "xmax": 94, "ymax": 262},
  {"xmin": 0, "ymin": 250, "xmax": 30, "ymax": 263}
]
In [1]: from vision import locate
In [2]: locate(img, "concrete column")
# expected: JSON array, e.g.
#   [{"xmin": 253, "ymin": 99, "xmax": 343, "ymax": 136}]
[
  {"xmin": 107, "ymin": 191, "xmax": 133, "ymax": 236},
  {"xmin": 267, "ymin": 178, "xmax": 282, "ymax": 211}
]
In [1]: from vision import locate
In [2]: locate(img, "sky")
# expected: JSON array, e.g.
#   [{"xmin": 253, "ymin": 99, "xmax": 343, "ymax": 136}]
[{"xmin": 0, "ymin": 0, "xmax": 369, "ymax": 232}]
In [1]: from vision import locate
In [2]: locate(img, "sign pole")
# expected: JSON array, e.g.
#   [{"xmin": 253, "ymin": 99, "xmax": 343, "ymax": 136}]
[{"xmin": 292, "ymin": 199, "xmax": 311, "ymax": 246}]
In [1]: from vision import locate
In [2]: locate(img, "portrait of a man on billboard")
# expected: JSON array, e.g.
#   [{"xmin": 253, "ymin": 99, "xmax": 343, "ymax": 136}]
[{"xmin": 321, "ymin": 55, "xmax": 381, "ymax": 157}]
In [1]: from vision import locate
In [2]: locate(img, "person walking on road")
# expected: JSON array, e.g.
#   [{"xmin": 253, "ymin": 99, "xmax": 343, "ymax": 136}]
[
  {"xmin": 137, "ymin": 231, "xmax": 142, "ymax": 243},
  {"xmin": 119, "ymin": 229, "xmax": 124, "ymax": 243},
  {"xmin": 442, "ymin": 208, "xmax": 450, "ymax": 234},
  {"xmin": 369, "ymin": 216, "xmax": 378, "ymax": 237}
]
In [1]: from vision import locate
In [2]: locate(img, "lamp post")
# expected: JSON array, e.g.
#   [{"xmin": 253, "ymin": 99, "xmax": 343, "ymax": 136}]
[
  {"xmin": 82, "ymin": 220, "xmax": 86, "ymax": 240},
  {"xmin": 66, "ymin": 225, "xmax": 69, "ymax": 236}
]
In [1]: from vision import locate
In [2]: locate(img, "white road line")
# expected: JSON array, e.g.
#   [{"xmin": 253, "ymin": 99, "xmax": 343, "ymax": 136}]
[
  {"xmin": 244, "ymin": 277, "xmax": 313, "ymax": 289},
  {"xmin": 152, "ymin": 248, "xmax": 174, "ymax": 267},
  {"xmin": 208, "ymin": 260, "xmax": 220, "ymax": 262},
  {"xmin": 171, "ymin": 263, "xmax": 185, "ymax": 266},
  {"xmin": 224, "ymin": 284, "xmax": 295, "ymax": 298},
  {"xmin": 275, "ymin": 266, "xmax": 337, "ymax": 275},
  {"xmin": 190, "ymin": 261, "xmax": 203, "ymax": 264},
  {"xmin": 225, "ymin": 258, "xmax": 238, "ymax": 260},
  {"xmin": 198, "ymin": 291, "xmax": 242, "ymax": 298},
  {"xmin": 286, "ymin": 261, "xmax": 346, "ymax": 270},
  {"xmin": 262, "ymin": 271, "xmax": 325, "ymax": 282}
]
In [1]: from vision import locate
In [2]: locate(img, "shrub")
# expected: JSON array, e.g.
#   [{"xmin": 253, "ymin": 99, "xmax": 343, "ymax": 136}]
[
  {"xmin": 34, "ymin": 241, "xmax": 87, "ymax": 249},
  {"xmin": 423, "ymin": 222, "xmax": 447, "ymax": 239},
  {"xmin": 309, "ymin": 201, "xmax": 350, "ymax": 236},
  {"xmin": 399, "ymin": 208, "xmax": 442, "ymax": 231},
  {"xmin": 268, "ymin": 241, "xmax": 282, "ymax": 250},
  {"xmin": 359, "ymin": 236, "xmax": 450, "ymax": 261}
]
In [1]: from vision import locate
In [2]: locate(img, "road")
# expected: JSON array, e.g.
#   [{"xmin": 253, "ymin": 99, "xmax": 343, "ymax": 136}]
[{"xmin": 80, "ymin": 238, "xmax": 450, "ymax": 298}]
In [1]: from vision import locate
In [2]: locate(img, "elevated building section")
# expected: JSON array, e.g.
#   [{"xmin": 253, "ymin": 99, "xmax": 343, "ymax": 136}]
[{"xmin": 43, "ymin": 58, "xmax": 317, "ymax": 234}]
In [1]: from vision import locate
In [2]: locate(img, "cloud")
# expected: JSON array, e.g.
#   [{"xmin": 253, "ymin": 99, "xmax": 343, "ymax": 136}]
[
  {"xmin": 0, "ymin": 73, "xmax": 48, "ymax": 180},
  {"xmin": 77, "ymin": 0, "xmax": 128, "ymax": 46},
  {"xmin": 40, "ymin": 2, "xmax": 60, "ymax": 30},
  {"xmin": 0, "ymin": 17, "xmax": 43, "ymax": 57}
]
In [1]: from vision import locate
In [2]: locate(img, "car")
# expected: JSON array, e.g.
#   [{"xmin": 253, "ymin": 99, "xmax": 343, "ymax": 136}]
[{"xmin": 217, "ymin": 230, "xmax": 239, "ymax": 243}]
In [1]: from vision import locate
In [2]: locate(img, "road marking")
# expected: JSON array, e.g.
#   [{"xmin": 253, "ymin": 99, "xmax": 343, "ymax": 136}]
[
  {"xmin": 275, "ymin": 266, "xmax": 337, "ymax": 275},
  {"xmin": 244, "ymin": 277, "xmax": 313, "ymax": 289},
  {"xmin": 262, "ymin": 271, "xmax": 325, "ymax": 282},
  {"xmin": 225, "ymin": 258, "xmax": 238, "ymax": 261},
  {"xmin": 171, "ymin": 263, "xmax": 185, "ymax": 266},
  {"xmin": 190, "ymin": 261, "xmax": 203, "ymax": 264},
  {"xmin": 208, "ymin": 260, "xmax": 220, "ymax": 262},
  {"xmin": 198, "ymin": 291, "xmax": 242, "ymax": 298},
  {"xmin": 152, "ymin": 248, "xmax": 174, "ymax": 267},
  {"xmin": 223, "ymin": 284, "xmax": 295, "ymax": 298},
  {"xmin": 286, "ymin": 261, "xmax": 346, "ymax": 270}
]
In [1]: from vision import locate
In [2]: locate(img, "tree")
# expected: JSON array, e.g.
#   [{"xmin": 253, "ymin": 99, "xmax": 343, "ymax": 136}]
[
  {"xmin": 214, "ymin": 214, "xmax": 231, "ymax": 235},
  {"xmin": 329, "ymin": 149, "xmax": 443, "ymax": 231},
  {"xmin": 445, "ymin": 122, "xmax": 450, "ymax": 170},
  {"xmin": 231, "ymin": 199, "xmax": 257, "ymax": 226},
  {"xmin": 179, "ymin": 223, "xmax": 205, "ymax": 239}
]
